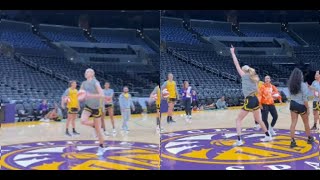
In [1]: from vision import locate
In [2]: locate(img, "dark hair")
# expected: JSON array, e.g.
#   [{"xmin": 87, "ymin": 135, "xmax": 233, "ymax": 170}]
[
  {"xmin": 69, "ymin": 80, "xmax": 76, "ymax": 87},
  {"xmin": 105, "ymin": 81, "xmax": 110, "ymax": 85},
  {"xmin": 288, "ymin": 68, "xmax": 303, "ymax": 95}
]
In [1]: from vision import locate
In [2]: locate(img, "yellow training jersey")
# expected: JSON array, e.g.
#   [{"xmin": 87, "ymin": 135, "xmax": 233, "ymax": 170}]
[
  {"xmin": 258, "ymin": 81, "xmax": 264, "ymax": 89},
  {"xmin": 166, "ymin": 81, "xmax": 177, "ymax": 98},
  {"xmin": 66, "ymin": 88, "xmax": 79, "ymax": 109},
  {"xmin": 156, "ymin": 86, "xmax": 161, "ymax": 106}
]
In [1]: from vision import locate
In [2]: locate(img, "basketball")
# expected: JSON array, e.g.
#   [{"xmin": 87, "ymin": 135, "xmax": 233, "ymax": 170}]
[
  {"xmin": 63, "ymin": 96, "xmax": 71, "ymax": 103},
  {"xmin": 105, "ymin": 96, "xmax": 112, "ymax": 103},
  {"xmin": 77, "ymin": 90, "xmax": 87, "ymax": 101},
  {"xmin": 272, "ymin": 93, "xmax": 280, "ymax": 98},
  {"xmin": 162, "ymin": 89, "xmax": 169, "ymax": 98},
  {"xmin": 151, "ymin": 94, "xmax": 158, "ymax": 100}
]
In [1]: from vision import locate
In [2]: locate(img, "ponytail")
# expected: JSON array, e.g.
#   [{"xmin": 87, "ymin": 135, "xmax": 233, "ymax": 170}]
[{"xmin": 248, "ymin": 68, "xmax": 259, "ymax": 83}]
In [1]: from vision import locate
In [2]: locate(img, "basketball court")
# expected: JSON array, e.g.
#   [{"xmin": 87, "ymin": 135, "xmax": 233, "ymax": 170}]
[
  {"xmin": 0, "ymin": 114, "xmax": 160, "ymax": 170},
  {"xmin": 160, "ymin": 102, "xmax": 319, "ymax": 170}
]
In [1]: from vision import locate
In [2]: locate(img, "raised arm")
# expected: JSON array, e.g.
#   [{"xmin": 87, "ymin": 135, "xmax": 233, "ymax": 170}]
[{"xmin": 230, "ymin": 45, "xmax": 245, "ymax": 77}]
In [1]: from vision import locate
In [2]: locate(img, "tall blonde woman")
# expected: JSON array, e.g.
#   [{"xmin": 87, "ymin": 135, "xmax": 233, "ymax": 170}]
[{"xmin": 230, "ymin": 45, "xmax": 272, "ymax": 146}]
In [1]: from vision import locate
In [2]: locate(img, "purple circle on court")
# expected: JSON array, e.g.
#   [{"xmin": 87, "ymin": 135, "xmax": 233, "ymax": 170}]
[
  {"xmin": 1, "ymin": 140, "xmax": 159, "ymax": 170},
  {"xmin": 160, "ymin": 128, "xmax": 319, "ymax": 170}
]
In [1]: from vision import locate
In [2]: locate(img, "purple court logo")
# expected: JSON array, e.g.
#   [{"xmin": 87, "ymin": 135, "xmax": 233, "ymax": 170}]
[
  {"xmin": 160, "ymin": 128, "xmax": 319, "ymax": 170},
  {"xmin": 1, "ymin": 140, "xmax": 159, "ymax": 170}
]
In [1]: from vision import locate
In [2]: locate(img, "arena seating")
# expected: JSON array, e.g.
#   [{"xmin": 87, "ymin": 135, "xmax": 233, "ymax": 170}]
[
  {"xmin": 161, "ymin": 18, "xmax": 201, "ymax": 45},
  {"xmin": 191, "ymin": 20, "xmax": 237, "ymax": 37},
  {"xmin": 0, "ymin": 54, "xmax": 66, "ymax": 104},
  {"xmin": 39, "ymin": 24, "xmax": 89, "ymax": 42},
  {"xmin": 239, "ymin": 23, "xmax": 299, "ymax": 46},
  {"xmin": 91, "ymin": 28, "xmax": 155, "ymax": 54},
  {"xmin": 161, "ymin": 52, "xmax": 242, "ymax": 102},
  {"xmin": 289, "ymin": 22, "xmax": 320, "ymax": 46},
  {"xmin": 160, "ymin": 17, "xmax": 319, "ymax": 107},
  {"xmin": 0, "ymin": 20, "xmax": 51, "ymax": 50},
  {"xmin": 1, "ymin": 19, "xmax": 158, "ymax": 118},
  {"xmin": 144, "ymin": 29, "xmax": 160, "ymax": 45}
]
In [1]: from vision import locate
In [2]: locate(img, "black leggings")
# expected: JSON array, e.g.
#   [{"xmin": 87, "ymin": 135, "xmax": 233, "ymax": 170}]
[
  {"xmin": 183, "ymin": 98, "xmax": 192, "ymax": 116},
  {"xmin": 261, "ymin": 104, "xmax": 278, "ymax": 130},
  {"xmin": 192, "ymin": 100, "xmax": 199, "ymax": 108}
]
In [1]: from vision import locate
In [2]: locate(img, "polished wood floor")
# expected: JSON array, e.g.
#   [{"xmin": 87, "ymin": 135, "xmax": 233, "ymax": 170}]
[{"xmin": 1, "ymin": 102, "xmax": 318, "ymax": 170}]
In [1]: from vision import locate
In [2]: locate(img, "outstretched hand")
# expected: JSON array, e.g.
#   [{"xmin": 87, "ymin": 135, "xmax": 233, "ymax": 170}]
[{"xmin": 230, "ymin": 45, "xmax": 235, "ymax": 54}]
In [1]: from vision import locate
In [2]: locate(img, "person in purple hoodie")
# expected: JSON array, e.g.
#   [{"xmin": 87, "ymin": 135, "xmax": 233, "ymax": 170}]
[
  {"xmin": 191, "ymin": 90, "xmax": 199, "ymax": 110},
  {"xmin": 38, "ymin": 99, "xmax": 49, "ymax": 121},
  {"xmin": 180, "ymin": 81, "xmax": 192, "ymax": 123}
]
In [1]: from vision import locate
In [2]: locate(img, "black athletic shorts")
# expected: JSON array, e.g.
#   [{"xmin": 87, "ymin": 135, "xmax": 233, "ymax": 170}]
[
  {"xmin": 84, "ymin": 105, "xmax": 102, "ymax": 118},
  {"xmin": 168, "ymin": 98, "xmax": 176, "ymax": 103},
  {"xmin": 313, "ymin": 101, "xmax": 320, "ymax": 111},
  {"xmin": 290, "ymin": 100, "xmax": 307, "ymax": 115},
  {"xmin": 68, "ymin": 108, "xmax": 79, "ymax": 114},
  {"xmin": 105, "ymin": 104, "xmax": 113, "ymax": 109},
  {"xmin": 243, "ymin": 95, "xmax": 260, "ymax": 112}
]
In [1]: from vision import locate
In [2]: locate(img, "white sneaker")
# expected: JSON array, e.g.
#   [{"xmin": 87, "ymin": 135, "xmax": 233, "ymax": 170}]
[
  {"xmin": 185, "ymin": 116, "xmax": 189, "ymax": 122},
  {"xmin": 103, "ymin": 131, "xmax": 110, "ymax": 137},
  {"xmin": 96, "ymin": 147, "xmax": 105, "ymax": 156},
  {"xmin": 188, "ymin": 116, "xmax": 192, "ymax": 123},
  {"xmin": 269, "ymin": 127, "xmax": 276, "ymax": 136},
  {"xmin": 233, "ymin": 140, "xmax": 244, "ymax": 147},
  {"xmin": 93, "ymin": 130, "xmax": 97, "ymax": 138},
  {"xmin": 260, "ymin": 135, "xmax": 273, "ymax": 142},
  {"xmin": 156, "ymin": 126, "xmax": 160, "ymax": 134},
  {"xmin": 39, "ymin": 118, "xmax": 45, "ymax": 122},
  {"xmin": 254, "ymin": 124, "xmax": 261, "ymax": 130},
  {"xmin": 112, "ymin": 129, "xmax": 117, "ymax": 136},
  {"xmin": 44, "ymin": 119, "xmax": 50, "ymax": 123}
]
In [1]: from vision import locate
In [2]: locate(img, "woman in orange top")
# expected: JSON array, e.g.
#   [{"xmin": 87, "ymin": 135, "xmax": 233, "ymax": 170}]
[{"xmin": 259, "ymin": 75, "xmax": 282, "ymax": 136}]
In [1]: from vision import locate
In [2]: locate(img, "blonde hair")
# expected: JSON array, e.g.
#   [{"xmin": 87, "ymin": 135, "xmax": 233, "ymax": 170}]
[
  {"xmin": 85, "ymin": 68, "xmax": 95, "ymax": 75},
  {"xmin": 183, "ymin": 81, "xmax": 189, "ymax": 89},
  {"xmin": 242, "ymin": 65, "xmax": 259, "ymax": 83}
]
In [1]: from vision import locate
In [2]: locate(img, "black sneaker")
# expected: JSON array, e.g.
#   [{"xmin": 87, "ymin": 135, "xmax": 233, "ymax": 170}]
[
  {"xmin": 290, "ymin": 141, "xmax": 297, "ymax": 148},
  {"xmin": 73, "ymin": 131, "xmax": 80, "ymax": 135},
  {"xmin": 170, "ymin": 119, "xmax": 176, "ymax": 123},
  {"xmin": 311, "ymin": 125, "xmax": 317, "ymax": 130},
  {"xmin": 307, "ymin": 137, "xmax": 315, "ymax": 144},
  {"xmin": 65, "ymin": 132, "xmax": 72, "ymax": 137}
]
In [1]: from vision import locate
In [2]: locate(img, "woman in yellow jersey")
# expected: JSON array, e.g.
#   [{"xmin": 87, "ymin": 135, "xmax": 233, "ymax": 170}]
[
  {"xmin": 150, "ymin": 85, "xmax": 162, "ymax": 133},
  {"xmin": 61, "ymin": 81, "xmax": 80, "ymax": 137},
  {"xmin": 161, "ymin": 73, "xmax": 179, "ymax": 124}
]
